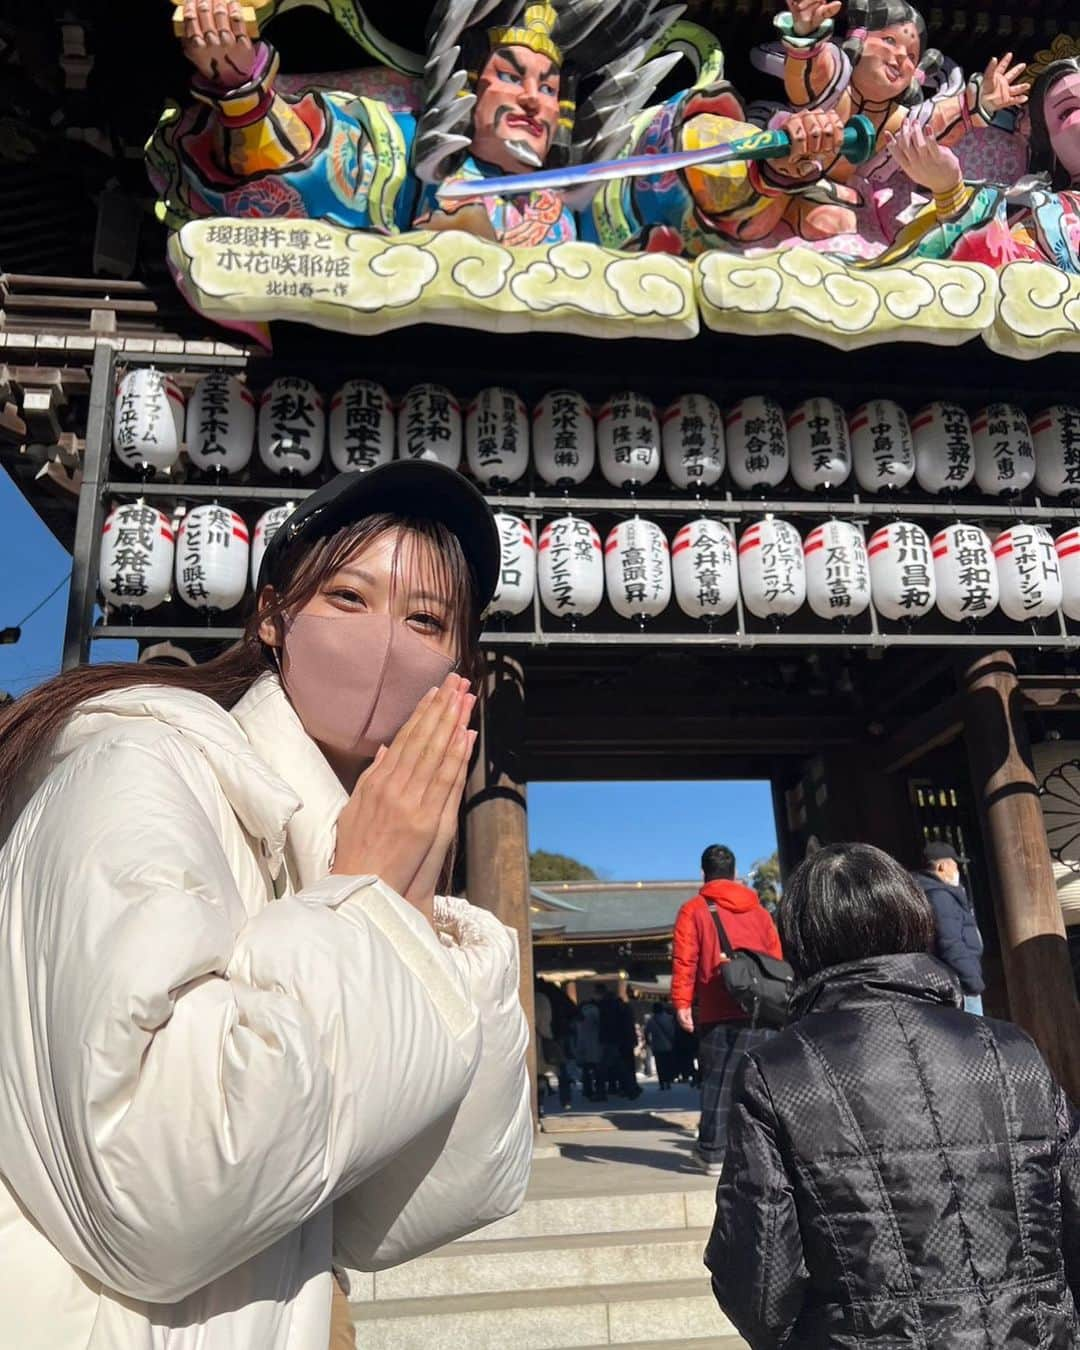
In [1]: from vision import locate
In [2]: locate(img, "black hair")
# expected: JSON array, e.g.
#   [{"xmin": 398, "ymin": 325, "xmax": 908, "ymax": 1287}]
[
  {"xmin": 778, "ymin": 842, "xmax": 935, "ymax": 981},
  {"xmin": 701, "ymin": 844, "xmax": 736, "ymax": 881},
  {"xmin": 1029, "ymin": 58, "xmax": 1080, "ymax": 190},
  {"xmin": 842, "ymin": 0, "xmax": 942, "ymax": 109}
]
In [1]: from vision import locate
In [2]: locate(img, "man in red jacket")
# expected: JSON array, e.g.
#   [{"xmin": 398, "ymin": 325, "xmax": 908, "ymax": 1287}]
[{"xmin": 672, "ymin": 843, "xmax": 783, "ymax": 1175}]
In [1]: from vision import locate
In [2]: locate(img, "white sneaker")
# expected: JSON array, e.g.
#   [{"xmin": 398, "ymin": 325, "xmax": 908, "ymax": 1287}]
[{"xmin": 690, "ymin": 1152, "xmax": 723, "ymax": 1177}]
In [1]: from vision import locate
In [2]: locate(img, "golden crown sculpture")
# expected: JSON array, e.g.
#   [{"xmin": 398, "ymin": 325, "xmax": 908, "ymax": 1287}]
[
  {"xmin": 488, "ymin": 2, "xmax": 562, "ymax": 67},
  {"xmin": 1023, "ymin": 34, "xmax": 1080, "ymax": 84}
]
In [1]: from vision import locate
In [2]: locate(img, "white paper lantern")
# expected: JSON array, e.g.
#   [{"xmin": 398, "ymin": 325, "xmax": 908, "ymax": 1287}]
[
  {"xmin": 604, "ymin": 517, "xmax": 671, "ymax": 621},
  {"xmin": 727, "ymin": 396, "xmax": 789, "ymax": 491},
  {"xmin": 738, "ymin": 518, "xmax": 805, "ymax": 619},
  {"xmin": 993, "ymin": 525, "xmax": 1062, "ymax": 621},
  {"xmin": 1032, "ymin": 406, "xmax": 1080, "ymax": 499},
  {"xmin": 99, "ymin": 502, "xmax": 174, "ymax": 612},
  {"xmin": 113, "ymin": 367, "xmax": 184, "ymax": 474},
  {"xmin": 932, "ymin": 524, "xmax": 999, "ymax": 621},
  {"xmin": 672, "ymin": 518, "xmax": 738, "ymax": 620},
  {"xmin": 250, "ymin": 504, "xmax": 296, "ymax": 589},
  {"xmin": 850, "ymin": 400, "xmax": 915, "ymax": 493},
  {"xmin": 911, "ymin": 402, "xmax": 974, "ymax": 494},
  {"xmin": 971, "ymin": 403, "xmax": 1035, "ymax": 496},
  {"xmin": 1056, "ymin": 528, "xmax": 1080, "ymax": 621},
  {"xmin": 467, "ymin": 387, "xmax": 529, "ymax": 487},
  {"xmin": 398, "ymin": 383, "xmax": 462, "ymax": 469},
  {"xmin": 175, "ymin": 504, "xmax": 250, "ymax": 612},
  {"xmin": 329, "ymin": 379, "xmax": 394, "ymax": 473},
  {"xmin": 533, "ymin": 390, "xmax": 595, "ymax": 487},
  {"xmin": 661, "ymin": 394, "xmax": 724, "ymax": 491},
  {"xmin": 538, "ymin": 515, "xmax": 604, "ymax": 620},
  {"xmin": 804, "ymin": 520, "xmax": 870, "ymax": 621},
  {"xmin": 597, "ymin": 392, "xmax": 660, "ymax": 489},
  {"xmin": 489, "ymin": 513, "xmax": 536, "ymax": 618},
  {"xmin": 867, "ymin": 521, "xmax": 936, "ymax": 621},
  {"xmin": 258, "ymin": 377, "xmax": 325, "ymax": 477},
  {"xmin": 788, "ymin": 398, "xmax": 851, "ymax": 491},
  {"xmin": 186, "ymin": 372, "xmax": 255, "ymax": 475}
]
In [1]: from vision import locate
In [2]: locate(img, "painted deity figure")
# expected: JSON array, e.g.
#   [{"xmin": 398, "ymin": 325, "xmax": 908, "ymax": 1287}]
[
  {"xmin": 156, "ymin": 0, "xmax": 681, "ymax": 248},
  {"xmin": 883, "ymin": 42, "xmax": 1080, "ymax": 273}
]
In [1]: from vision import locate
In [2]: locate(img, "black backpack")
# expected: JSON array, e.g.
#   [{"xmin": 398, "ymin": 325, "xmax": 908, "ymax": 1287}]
[{"xmin": 706, "ymin": 901, "xmax": 794, "ymax": 1029}]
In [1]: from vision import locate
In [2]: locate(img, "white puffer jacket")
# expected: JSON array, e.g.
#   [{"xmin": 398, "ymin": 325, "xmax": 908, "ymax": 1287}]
[{"xmin": 0, "ymin": 674, "xmax": 532, "ymax": 1349}]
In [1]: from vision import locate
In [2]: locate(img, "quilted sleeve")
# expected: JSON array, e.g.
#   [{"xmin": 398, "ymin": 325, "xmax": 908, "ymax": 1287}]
[
  {"xmin": 1060, "ymin": 1086, "xmax": 1080, "ymax": 1308},
  {"xmin": 705, "ymin": 1055, "xmax": 808, "ymax": 1349}
]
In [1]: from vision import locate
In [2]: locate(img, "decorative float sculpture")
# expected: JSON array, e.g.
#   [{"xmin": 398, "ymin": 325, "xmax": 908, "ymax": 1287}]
[{"xmin": 148, "ymin": 1, "xmax": 1080, "ymax": 355}]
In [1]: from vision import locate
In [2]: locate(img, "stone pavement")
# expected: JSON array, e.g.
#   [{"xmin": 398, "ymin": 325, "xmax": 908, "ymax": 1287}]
[{"xmin": 351, "ymin": 1077, "xmax": 750, "ymax": 1349}]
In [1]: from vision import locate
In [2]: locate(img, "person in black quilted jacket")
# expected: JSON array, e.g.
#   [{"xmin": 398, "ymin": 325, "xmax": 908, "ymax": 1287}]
[{"xmin": 706, "ymin": 841, "xmax": 1080, "ymax": 1349}]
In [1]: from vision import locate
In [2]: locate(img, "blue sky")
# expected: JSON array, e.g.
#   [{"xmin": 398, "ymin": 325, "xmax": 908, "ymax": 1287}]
[
  {"xmin": 529, "ymin": 780, "xmax": 777, "ymax": 882},
  {"xmin": 0, "ymin": 469, "xmax": 134, "ymax": 694},
  {"xmin": 2, "ymin": 467, "xmax": 778, "ymax": 877}
]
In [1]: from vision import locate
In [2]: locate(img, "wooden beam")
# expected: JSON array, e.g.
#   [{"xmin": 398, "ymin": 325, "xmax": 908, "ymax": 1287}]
[
  {"xmin": 878, "ymin": 692, "xmax": 966, "ymax": 774},
  {"xmin": 964, "ymin": 651, "xmax": 1080, "ymax": 1102},
  {"xmin": 464, "ymin": 653, "xmax": 537, "ymax": 1124}
]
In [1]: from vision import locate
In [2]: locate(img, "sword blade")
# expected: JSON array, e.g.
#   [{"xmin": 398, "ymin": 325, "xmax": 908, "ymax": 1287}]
[{"xmin": 435, "ymin": 133, "xmax": 779, "ymax": 201}]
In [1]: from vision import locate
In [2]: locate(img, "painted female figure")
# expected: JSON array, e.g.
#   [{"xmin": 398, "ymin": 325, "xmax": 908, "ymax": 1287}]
[
  {"xmin": 757, "ymin": 0, "xmax": 1027, "ymax": 247},
  {"xmin": 887, "ymin": 48, "xmax": 1080, "ymax": 273}
]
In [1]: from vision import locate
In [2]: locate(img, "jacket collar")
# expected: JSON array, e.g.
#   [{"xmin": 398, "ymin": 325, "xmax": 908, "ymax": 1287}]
[
  {"xmin": 790, "ymin": 952, "xmax": 963, "ymax": 1020},
  {"xmin": 57, "ymin": 675, "xmax": 342, "ymax": 887},
  {"xmin": 231, "ymin": 675, "xmax": 346, "ymax": 888},
  {"xmin": 914, "ymin": 870, "xmax": 970, "ymax": 904},
  {"xmin": 699, "ymin": 879, "xmax": 758, "ymax": 912}
]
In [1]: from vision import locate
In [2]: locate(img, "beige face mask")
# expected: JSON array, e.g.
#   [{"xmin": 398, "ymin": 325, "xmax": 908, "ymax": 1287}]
[{"xmin": 280, "ymin": 611, "xmax": 456, "ymax": 759}]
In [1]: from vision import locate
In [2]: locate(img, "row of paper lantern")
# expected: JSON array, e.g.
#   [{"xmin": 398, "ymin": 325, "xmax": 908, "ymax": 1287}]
[
  {"xmin": 99, "ymin": 499, "xmax": 1079, "ymax": 627},
  {"xmin": 111, "ymin": 368, "xmax": 1080, "ymax": 500}
]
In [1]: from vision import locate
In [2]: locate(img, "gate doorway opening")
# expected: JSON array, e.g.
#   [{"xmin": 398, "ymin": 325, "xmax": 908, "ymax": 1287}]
[{"xmin": 528, "ymin": 777, "xmax": 777, "ymax": 1127}]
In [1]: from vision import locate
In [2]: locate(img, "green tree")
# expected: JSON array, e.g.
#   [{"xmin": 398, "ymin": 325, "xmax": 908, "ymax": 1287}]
[
  {"xmin": 750, "ymin": 851, "xmax": 782, "ymax": 915},
  {"xmin": 529, "ymin": 850, "xmax": 599, "ymax": 883}
]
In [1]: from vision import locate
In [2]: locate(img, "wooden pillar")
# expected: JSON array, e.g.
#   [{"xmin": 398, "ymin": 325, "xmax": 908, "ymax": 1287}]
[
  {"xmin": 964, "ymin": 651, "xmax": 1080, "ymax": 1101},
  {"xmin": 464, "ymin": 652, "xmax": 537, "ymax": 1120}
]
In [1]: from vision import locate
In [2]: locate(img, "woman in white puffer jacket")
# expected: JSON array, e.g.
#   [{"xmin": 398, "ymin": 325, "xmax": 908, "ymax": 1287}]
[{"xmin": 0, "ymin": 461, "xmax": 532, "ymax": 1350}]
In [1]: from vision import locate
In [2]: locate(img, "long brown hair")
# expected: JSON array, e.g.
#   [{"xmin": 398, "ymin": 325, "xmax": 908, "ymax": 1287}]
[{"xmin": 0, "ymin": 512, "xmax": 483, "ymax": 830}]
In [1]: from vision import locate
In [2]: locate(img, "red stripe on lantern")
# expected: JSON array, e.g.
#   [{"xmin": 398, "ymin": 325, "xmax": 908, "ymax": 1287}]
[
  {"xmin": 868, "ymin": 539, "xmax": 889, "ymax": 557},
  {"xmin": 1031, "ymin": 418, "xmax": 1054, "ymax": 435},
  {"xmin": 804, "ymin": 538, "xmax": 824, "ymax": 556},
  {"xmin": 161, "ymin": 527, "xmax": 174, "ymax": 542},
  {"xmin": 738, "ymin": 538, "xmax": 761, "ymax": 555},
  {"xmin": 1058, "ymin": 544, "xmax": 1080, "ymax": 560},
  {"xmin": 911, "ymin": 412, "xmax": 934, "ymax": 430},
  {"xmin": 240, "ymin": 387, "xmax": 255, "ymax": 406},
  {"xmin": 672, "ymin": 538, "xmax": 691, "ymax": 556},
  {"xmin": 932, "ymin": 547, "xmax": 948, "ymax": 559},
  {"xmin": 972, "ymin": 417, "xmax": 988, "ymax": 432},
  {"xmin": 233, "ymin": 526, "xmax": 250, "ymax": 543},
  {"xmin": 850, "ymin": 415, "xmax": 869, "ymax": 433}
]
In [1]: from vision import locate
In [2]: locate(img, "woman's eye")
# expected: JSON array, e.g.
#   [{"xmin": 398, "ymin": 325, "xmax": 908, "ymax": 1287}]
[
  {"xmin": 329, "ymin": 587, "xmax": 365, "ymax": 604},
  {"xmin": 498, "ymin": 70, "xmax": 521, "ymax": 84},
  {"xmin": 540, "ymin": 82, "xmax": 555, "ymax": 96},
  {"xmin": 409, "ymin": 612, "xmax": 446, "ymax": 632}
]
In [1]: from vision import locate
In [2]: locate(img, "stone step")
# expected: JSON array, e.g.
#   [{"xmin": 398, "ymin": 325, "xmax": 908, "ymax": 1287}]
[
  {"xmin": 579, "ymin": 1342, "xmax": 744, "ymax": 1350},
  {"xmin": 366, "ymin": 1227, "xmax": 712, "ymax": 1302},
  {"xmin": 457, "ymin": 1187, "xmax": 715, "ymax": 1244},
  {"xmin": 352, "ymin": 1276, "xmax": 742, "ymax": 1349}
]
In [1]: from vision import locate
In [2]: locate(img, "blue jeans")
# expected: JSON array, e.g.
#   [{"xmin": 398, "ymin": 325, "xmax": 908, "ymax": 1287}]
[{"xmin": 963, "ymin": 994, "xmax": 983, "ymax": 1016}]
